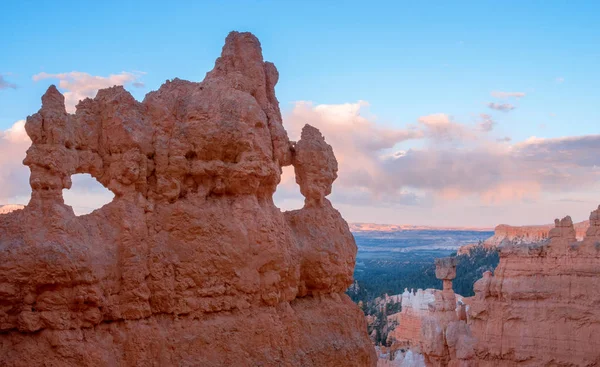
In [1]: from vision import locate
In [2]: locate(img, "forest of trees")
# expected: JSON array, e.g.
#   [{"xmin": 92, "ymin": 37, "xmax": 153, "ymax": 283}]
[
  {"xmin": 348, "ymin": 242, "xmax": 499, "ymax": 346},
  {"xmin": 348, "ymin": 241, "xmax": 499, "ymax": 305}
]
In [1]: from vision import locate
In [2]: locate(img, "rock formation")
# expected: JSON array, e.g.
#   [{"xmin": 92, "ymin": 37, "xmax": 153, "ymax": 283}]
[
  {"xmin": 388, "ymin": 205, "xmax": 600, "ymax": 366},
  {"xmin": 484, "ymin": 220, "xmax": 589, "ymax": 246},
  {"xmin": 457, "ymin": 220, "xmax": 589, "ymax": 255},
  {"xmin": 384, "ymin": 259, "xmax": 475, "ymax": 367},
  {"xmin": 0, "ymin": 32, "xmax": 376, "ymax": 366},
  {"xmin": 469, "ymin": 207, "xmax": 600, "ymax": 366}
]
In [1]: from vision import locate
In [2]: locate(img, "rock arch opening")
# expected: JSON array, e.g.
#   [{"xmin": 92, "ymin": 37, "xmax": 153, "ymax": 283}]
[
  {"xmin": 274, "ymin": 165, "xmax": 304, "ymax": 210},
  {"xmin": 62, "ymin": 173, "xmax": 114, "ymax": 215}
]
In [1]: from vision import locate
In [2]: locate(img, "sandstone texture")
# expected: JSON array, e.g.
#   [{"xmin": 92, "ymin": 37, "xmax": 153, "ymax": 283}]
[
  {"xmin": 0, "ymin": 32, "xmax": 376, "ymax": 366},
  {"xmin": 484, "ymin": 220, "xmax": 589, "ymax": 246},
  {"xmin": 469, "ymin": 207, "xmax": 600, "ymax": 366},
  {"xmin": 391, "ymin": 206, "xmax": 600, "ymax": 366},
  {"xmin": 457, "ymin": 220, "xmax": 589, "ymax": 255},
  {"xmin": 384, "ymin": 259, "xmax": 475, "ymax": 367}
]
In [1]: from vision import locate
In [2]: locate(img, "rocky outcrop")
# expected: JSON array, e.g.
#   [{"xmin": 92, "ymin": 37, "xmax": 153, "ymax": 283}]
[
  {"xmin": 469, "ymin": 206, "xmax": 600, "ymax": 366},
  {"xmin": 457, "ymin": 220, "xmax": 589, "ymax": 255},
  {"xmin": 384, "ymin": 259, "xmax": 475, "ymax": 367},
  {"xmin": 0, "ymin": 32, "xmax": 376, "ymax": 366},
  {"xmin": 387, "ymin": 206, "xmax": 600, "ymax": 366},
  {"xmin": 485, "ymin": 220, "xmax": 589, "ymax": 246}
]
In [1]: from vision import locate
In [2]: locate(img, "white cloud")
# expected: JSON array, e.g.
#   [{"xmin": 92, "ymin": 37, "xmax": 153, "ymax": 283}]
[
  {"xmin": 0, "ymin": 75, "xmax": 17, "ymax": 90},
  {"xmin": 0, "ymin": 120, "xmax": 31, "ymax": 203},
  {"xmin": 477, "ymin": 114, "xmax": 496, "ymax": 132},
  {"xmin": 556, "ymin": 77, "xmax": 565, "ymax": 83},
  {"xmin": 32, "ymin": 71, "xmax": 145, "ymax": 112},
  {"xmin": 278, "ymin": 101, "xmax": 600, "ymax": 209},
  {"xmin": 487, "ymin": 102, "xmax": 516, "ymax": 112},
  {"xmin": 490, "ymin": 91, "xmax": 525, "ymax": 99},
  {"xmin": 418, "ymin": 113, "xmax": 470, "ymax": 141}
]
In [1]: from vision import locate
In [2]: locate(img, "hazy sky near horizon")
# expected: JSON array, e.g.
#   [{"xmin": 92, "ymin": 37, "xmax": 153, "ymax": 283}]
[{"xmin": 1, "ymin": 1, "xmax": 599, "ymax": 226}]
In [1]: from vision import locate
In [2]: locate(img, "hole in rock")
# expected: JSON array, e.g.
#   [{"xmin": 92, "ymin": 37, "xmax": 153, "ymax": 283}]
[
  {"xmin": 63, "ymin": 174, "xmax": 115, "ymax": 216},
  {"xmin": 273, "ymin": 165, "xmax": 304, "ymax": 211}
]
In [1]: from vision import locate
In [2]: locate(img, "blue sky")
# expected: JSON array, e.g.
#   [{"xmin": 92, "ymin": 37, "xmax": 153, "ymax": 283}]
[{"xmin": 1, "ymin": 1, "xmax": 599, "ymax": 226}]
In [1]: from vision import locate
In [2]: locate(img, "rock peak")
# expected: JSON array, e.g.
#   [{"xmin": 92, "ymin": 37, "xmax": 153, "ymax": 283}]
[
  {"xmin": 40, "ymin": 84, "xmax": 66, "ymax": 112},
  {"xmin": 293, "ymin": 124, "xmax": 338, "ymax": 207},
  {"xmin": 0, "ymin": 32, "xmax": 375, "ymax": 366}
]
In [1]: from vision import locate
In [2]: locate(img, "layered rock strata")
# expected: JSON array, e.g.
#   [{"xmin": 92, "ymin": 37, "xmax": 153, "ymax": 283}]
[
  {"xmin": 469, "ymin": 207, "xmax": 600, "ymax": 366},
  {"xmin": 484, "ymin": 220, "xmax": 589, "ymax": 246},
  {"xmin": 391, "ymin": 206, "xmax": 600, "ymax": 366},
  {"xmin": 458, "ymin": 220, "xmax": 589, "ymax": 255},
  {"xmin": 0, "ymin": 32, "xmax": 376, "ymax": 366}
]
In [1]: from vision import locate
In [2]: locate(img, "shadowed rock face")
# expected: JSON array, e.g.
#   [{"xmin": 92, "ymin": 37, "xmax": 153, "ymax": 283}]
[{"xmin": 0, "ymin": 31, "xmax": 376, "ymax": 367}]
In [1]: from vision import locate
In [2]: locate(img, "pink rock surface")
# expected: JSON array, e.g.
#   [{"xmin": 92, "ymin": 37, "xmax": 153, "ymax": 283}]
[
  {"xmin": 469, "ymin": 205, "xmax": 600, "ymax": 366},
  {"xmin": 386, "ymin": 260, "xmax": 475, "ymax": 367},
  {"xmin": 389, "ymin": 206, "xmax": 600, "ymax": 366},
  {"xmin": 0, "ymin": 31, "xmax": 376, "ymax": 366},
  {"xmin": 458, "ymin": 219, "xmax": 589, "ymax": 255}
]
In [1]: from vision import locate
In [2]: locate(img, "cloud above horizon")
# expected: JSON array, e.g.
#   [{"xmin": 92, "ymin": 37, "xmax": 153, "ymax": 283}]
[
  {"xmin": 0, "ymin": 75, "xmax": 17, "ymax": 90},
  {"xmin": 490, "ymin": 91, "xmax": 525, "ymax": 99},
  {"xmin": 0, "ymin": 121, "xmax": 31, "ymax": 203},
  {"xmin": 1, "ymin": 100, "xmax": 598, "ymax": 221},
  {"xmin": 32, "ymin": 71, "xmax": 145, "ymax": 112},
  {"xmin": 477, "ymin": 114, "xmax": 496, "ymax": 132},
  {"xmin": 278, "ymin": 101, "xmax": 600, "ymax": 208},
  {"xmin": 487, "ymin": 102, "xmax": 516, "ymax": 112}
]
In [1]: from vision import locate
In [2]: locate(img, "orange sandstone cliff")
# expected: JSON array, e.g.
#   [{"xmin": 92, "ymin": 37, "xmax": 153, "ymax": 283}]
[
  {"xmin": 469, "ymin": 207, "xmax": 600, "ymax": 366},
  {"xmin": 0, "ymin": 32, "xmax": 376, "ymax": 366},
  {"xmin": 457, "ymin": 220, "xmax": 589, "ymax": 255},
  {"xmin": 385, "ymin": 205, "xmax": 600, "ymax": 366},
  {"xmin": 385, "ymin": 259, "xmax": 475, "ymax": 367}
]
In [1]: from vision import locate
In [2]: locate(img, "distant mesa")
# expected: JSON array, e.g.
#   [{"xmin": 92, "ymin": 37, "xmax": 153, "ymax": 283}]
[
  {"xmin": 349, "ymin": 222, "xmax": 494, "ymax": 232},
  {"xmin": 458, "ymin": 218, "xmax": 590, "ymax": 254}
]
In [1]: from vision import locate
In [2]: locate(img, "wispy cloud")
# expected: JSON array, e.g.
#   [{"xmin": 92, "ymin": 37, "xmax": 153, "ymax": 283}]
[
  {"xmin": 32, "ymin": 71, "xmax": 145, "ymax": 112},
  {"xmin": 487, "ymin": 102, "xmax": 516, "ymax": 112},
  {"xmin": 556, "ymin": 77, "xmax": 565, "ymax": 83},
  {"xmin": 478, "ymin": 113, "xmax": 496, "ymax": 132},
  {"xmin": 418, "ymin": 113, "xmax": 470, "ymax": 141},
  {"xmin": 490, "ymin": 91, "xmax": 525, "ymax": 99},
  {"xmin": 0, "ymin": 75, "xmax": 17, "ymax": 90}
]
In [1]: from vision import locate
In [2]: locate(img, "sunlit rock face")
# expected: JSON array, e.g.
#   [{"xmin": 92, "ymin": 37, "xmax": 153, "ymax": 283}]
[
  {"xmin": 0, "ymin": 31, "xmax": 376, "ymax": 367},
  {"xmin": 469, "ymin": 205, "xmax": 600, "ymax": 366},
  {"xmin": 383, "ymin": 258, "xmax": 475, "ymax": 367},
  {"xmin": 458, "ymin": 219, "xmax": 590, "ymax": 255},
  {"xmin": 386, "ymin": 206, "xmax": 600, "ymax": 366}
]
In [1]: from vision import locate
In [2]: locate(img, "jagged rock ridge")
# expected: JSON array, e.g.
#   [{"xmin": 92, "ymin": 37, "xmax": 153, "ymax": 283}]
[
  {"xmin": 0, "ymin": 32, "xmax": 376, "ymax": 366},
  {"xmin": 384, "ymin": 205, "xmax": 600, "ymax": 366},
  {"xmin": 457, "ymin": 219, "xmax": 589, "ymax": 255},
  {"xmin": 469, "ymin": 207, "xmax": 600, "ymax": 366}
]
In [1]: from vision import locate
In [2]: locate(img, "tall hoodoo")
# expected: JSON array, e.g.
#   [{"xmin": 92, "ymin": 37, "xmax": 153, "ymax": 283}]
[
  {"xmin": 469, "ymin": 205, "xmax": 600, "ymax": 366},
  {"xmin": 0, "ymin": 32, "xmax": 376, "ymax": 366}
]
